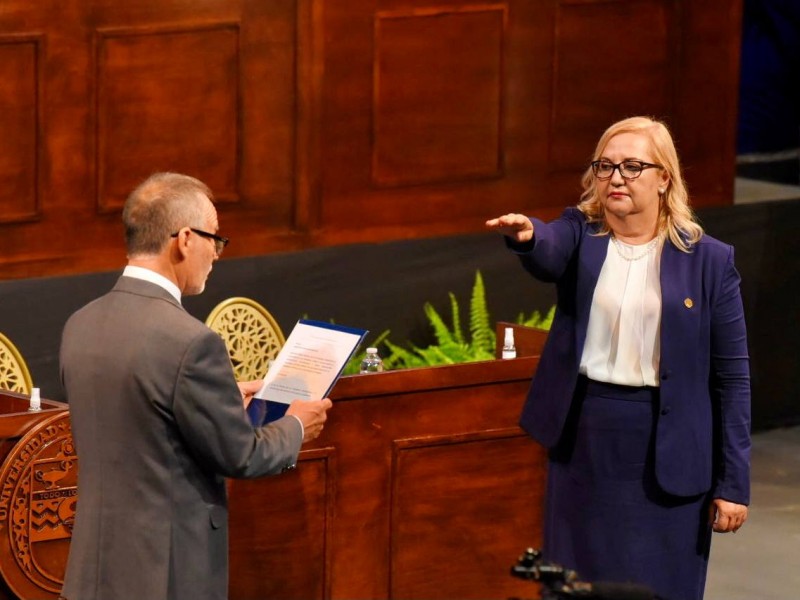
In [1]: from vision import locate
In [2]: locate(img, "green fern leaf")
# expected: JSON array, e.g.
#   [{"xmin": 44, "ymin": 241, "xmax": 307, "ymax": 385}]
[
  {"xmin": 382, "ymin": 339, "xmax": 425, "ymax": 369},
  {"xmin": 469, "ymin": 270, "xmax": 495, "ymax": 354},
  {"xmin": 424, "ymin": 302, "xmax": 458, "ymax": 347},
  {"xmin": 449, "ymin": 292, "xmax": 465, "ymax": 346},
  {"xmin": 516, "ymin": 304, "xmax": 556, "ymax": 330}
]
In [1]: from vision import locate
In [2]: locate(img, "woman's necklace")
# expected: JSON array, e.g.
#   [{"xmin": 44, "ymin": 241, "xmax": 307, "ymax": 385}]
[{"xmin": 611, "ymin": 236, "xmax": 659, "ymax": 261}]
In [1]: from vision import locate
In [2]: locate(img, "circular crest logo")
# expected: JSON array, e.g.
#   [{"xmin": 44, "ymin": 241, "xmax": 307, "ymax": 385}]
[{"xmin": 0, "ymin": 412, "xmax": 75, "ymax": 599}]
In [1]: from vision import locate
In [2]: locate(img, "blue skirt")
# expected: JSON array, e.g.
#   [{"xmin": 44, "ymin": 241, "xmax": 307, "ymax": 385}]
[{"xmin": 543, "ymin": 377, "xmax": 712, "ymax": 600}]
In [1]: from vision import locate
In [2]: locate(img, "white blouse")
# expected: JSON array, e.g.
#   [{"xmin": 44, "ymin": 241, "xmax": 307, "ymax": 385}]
[{"xmin": 579, "ymin": 236, "xmax": 663, "ymax": 387}]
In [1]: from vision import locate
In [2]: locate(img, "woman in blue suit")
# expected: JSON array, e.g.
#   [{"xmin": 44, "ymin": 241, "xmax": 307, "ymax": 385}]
[{"xmin": 487, "ymin": 116, "xmax": 750, "ymax": 600}]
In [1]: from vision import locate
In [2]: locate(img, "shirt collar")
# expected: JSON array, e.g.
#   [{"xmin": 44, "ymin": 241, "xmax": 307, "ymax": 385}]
[{"xmin": 122, "ymin": 265, "xmax": 182, "ymax": 303}]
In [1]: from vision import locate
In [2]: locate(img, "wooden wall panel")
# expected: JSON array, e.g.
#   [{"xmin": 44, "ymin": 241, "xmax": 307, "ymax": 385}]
[
  {"xmin": 373, "ymin": 6, "xmax": 505, "ymax": 186},
  {"xmin": 0, "ymin": 0, "xmax": 743, "ymax": 279},
  {"xmin": 95, "ymin": 23, "xmax": 241, "ymax": 211},
  {"xmin": 550, "ymin": 0, "xmax": 674, "ymax": 170},
  {"xmin": 672, "ymin": 1, "xmax": 744, "ymax": 202},
  {"xmin": 391, "ymin": 431, "xmax": 545, "ymax": 600},
  {"xmin": 0, "ymin": 37, "xmax": 40, "ymax": 224},
  {"xmin": 319, "ymin": 0, "xmax": 543, "ymax": 240},
  {"xmin": 0, "ymin": 0, "xmax": 305, "ymax": 278}
]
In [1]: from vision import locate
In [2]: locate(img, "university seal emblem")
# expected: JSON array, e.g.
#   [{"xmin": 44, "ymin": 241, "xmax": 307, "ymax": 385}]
[{"xmin": 0, "ymin": 411, "xmax": 75, "ymax": 599}]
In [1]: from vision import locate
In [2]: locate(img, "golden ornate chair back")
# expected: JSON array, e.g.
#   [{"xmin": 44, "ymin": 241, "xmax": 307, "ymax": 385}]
[
  {"xmin": 205, "ymin": 297, "xmax": 286, "ymax": 381},
  {"xmin": 0, "ymin": 332, "xmax": 33, "ymax": 395}
]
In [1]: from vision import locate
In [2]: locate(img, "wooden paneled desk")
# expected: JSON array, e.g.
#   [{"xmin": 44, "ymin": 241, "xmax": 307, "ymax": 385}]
[
  {"xmin": 229, "ymin": 356, "xmax": 545, "ymax": 600},
  {"xmin": 0, "ymin": 357, "xmax": 546, "ymax": 600}
]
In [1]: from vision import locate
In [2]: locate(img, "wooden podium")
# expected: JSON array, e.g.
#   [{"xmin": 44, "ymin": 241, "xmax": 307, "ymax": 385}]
[
  {"xmin": 0, "ymin": 353, "xmax": 546, "ymax": 600},
  {"xmin": 228, "ymin": 355, "xmax": 546, "ymax": 600},
  {"xmin": 0, "ymin": 391, "xmax": 72, "ymax": 600}
]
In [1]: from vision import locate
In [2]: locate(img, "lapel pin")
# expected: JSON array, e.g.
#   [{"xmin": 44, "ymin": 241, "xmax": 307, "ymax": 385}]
[{"xmin": 684, "ymin": 298, "xmax": 694, "ymax": 309}]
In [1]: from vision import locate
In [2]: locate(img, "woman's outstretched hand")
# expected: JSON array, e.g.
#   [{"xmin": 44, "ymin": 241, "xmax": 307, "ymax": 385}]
[{"xmin": 485, "ymin": 213, "xmax": 535, "ymax": 243}]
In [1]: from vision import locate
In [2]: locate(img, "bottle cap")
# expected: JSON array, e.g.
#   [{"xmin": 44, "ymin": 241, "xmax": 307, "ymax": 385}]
[
  {"xmin": 504, "ymin": 327, "xmax": 514, "ymax": 341},
  {"xmin": 367, "ymin": 347, "xmax": 378, "ymax": 353}
]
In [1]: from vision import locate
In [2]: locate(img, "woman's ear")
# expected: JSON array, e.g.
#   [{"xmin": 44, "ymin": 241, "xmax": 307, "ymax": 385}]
[{"xmin": 659, "ymin": 172, "xmax": 670, "ymax": 195}]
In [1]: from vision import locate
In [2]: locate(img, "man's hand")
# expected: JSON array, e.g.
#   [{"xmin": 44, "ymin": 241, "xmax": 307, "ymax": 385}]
[
  {"xmin": 237, "ymin": 380, "xmax": 263, "ymax": 409},
  {"xmin": 286, "ymin": 398, "xmax": 333, "ymax": 443},
  {"xmin": 709, "ymin": 498, "xmax": 748, "ymax": 533},
  {"xmin": 485, "ymin": 213, "xmax": 534, "ymax": 243}
]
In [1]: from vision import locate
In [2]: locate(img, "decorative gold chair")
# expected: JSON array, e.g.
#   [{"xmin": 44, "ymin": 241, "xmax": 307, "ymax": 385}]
[
  {"xmin": 205, "ymin": 297, "xmax": 286, "ymax": 381},
  {"xmin": 0, "ymin": 332, "xmax": 33, "ymax": 395}
]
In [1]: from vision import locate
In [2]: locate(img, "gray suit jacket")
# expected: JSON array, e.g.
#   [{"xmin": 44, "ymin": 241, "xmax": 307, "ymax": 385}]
[{"xmin": 59, "ymin": 276, "xmax": 302, "ymax": 600}]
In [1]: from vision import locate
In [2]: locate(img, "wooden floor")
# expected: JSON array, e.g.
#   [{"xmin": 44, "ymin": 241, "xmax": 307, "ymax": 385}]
[{"xmin": 705, "ymin": 425, "xmax": 800, "ymax": 600}]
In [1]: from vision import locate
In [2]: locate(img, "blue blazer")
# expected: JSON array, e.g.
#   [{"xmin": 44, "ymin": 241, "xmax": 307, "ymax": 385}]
[{"xmin": 511, "ymin": 208, "xmax": 751, "ymax": 504}]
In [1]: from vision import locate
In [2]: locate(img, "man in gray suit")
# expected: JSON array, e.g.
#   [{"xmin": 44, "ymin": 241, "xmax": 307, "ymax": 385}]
[{"xmin": 59, "ymin": 172, "xmax": 332, "ymax": 600}]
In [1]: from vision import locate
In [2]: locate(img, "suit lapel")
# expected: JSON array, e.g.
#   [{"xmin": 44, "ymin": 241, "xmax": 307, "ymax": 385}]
[
  {"xmin": 658, "ymin": 239, "xmax": 690, "ymax": 355},
  {"xmin": 575, "ymin": 229, "xmax": 609, "ymax": 356}
]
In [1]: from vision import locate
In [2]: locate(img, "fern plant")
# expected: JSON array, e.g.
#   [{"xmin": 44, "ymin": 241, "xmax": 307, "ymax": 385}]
[
  {"xmin": 379, "ymin": 271, "xmax": 496, "ymax": 370},
  {"xmin": 316, "ymin": 271, "xmax": 555, "ymax": 373},
  {"xmin": 516, "ymin": 304, "xmax": 555, "ymax": 330}
]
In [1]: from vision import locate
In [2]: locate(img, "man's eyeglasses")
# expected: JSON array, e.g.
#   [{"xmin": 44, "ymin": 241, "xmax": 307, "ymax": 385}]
[
  {"xmin": 591, "ymin": 160, "xmax": 663, "ymax": 180},
  {"xmin": 171, "ymin": 228, "xmax": 229, "ymax": 256}
]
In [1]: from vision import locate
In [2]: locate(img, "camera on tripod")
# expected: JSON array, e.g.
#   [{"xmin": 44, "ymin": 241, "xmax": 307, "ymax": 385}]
[{"xmin": 510, "ymin": 548, "xmax": 661, "ymax": 600}]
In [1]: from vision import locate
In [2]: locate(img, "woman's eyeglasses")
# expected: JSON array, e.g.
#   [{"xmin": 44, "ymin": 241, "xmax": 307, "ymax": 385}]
[{"xmin": 591, "ymin": 160, "xmax": 663, "ymax": 180}]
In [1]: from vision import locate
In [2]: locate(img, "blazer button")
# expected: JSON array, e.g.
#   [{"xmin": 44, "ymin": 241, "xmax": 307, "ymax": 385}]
[{"xmin": 660, "ymin": 407, "xmax": 671, "ymax": 416}]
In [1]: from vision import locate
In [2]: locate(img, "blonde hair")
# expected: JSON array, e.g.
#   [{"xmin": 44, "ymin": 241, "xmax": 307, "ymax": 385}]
[{"xmin": 577, "ymin": 116, "xmax": 703, "ymax": 252}]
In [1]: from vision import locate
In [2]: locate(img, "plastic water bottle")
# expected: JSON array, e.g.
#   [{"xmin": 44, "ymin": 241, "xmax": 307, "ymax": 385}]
[
  {"xmin": 359, "ymin": 347, "xmax": 384, "ymax": 374},
  {"xmin": 502, "ymin": 327, "xmax": 517, "ymax": 359}
]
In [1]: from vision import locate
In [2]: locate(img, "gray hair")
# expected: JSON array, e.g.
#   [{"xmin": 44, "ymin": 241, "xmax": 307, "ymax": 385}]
[{"xmin": 122, "ymin": 172, "xmax": 213, "ymax": 256}]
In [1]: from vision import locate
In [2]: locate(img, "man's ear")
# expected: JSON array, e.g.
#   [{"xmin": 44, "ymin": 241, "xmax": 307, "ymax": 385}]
[{"xmin": 171, "ymin": 228, "xmax": 191, "ymax": 260}]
